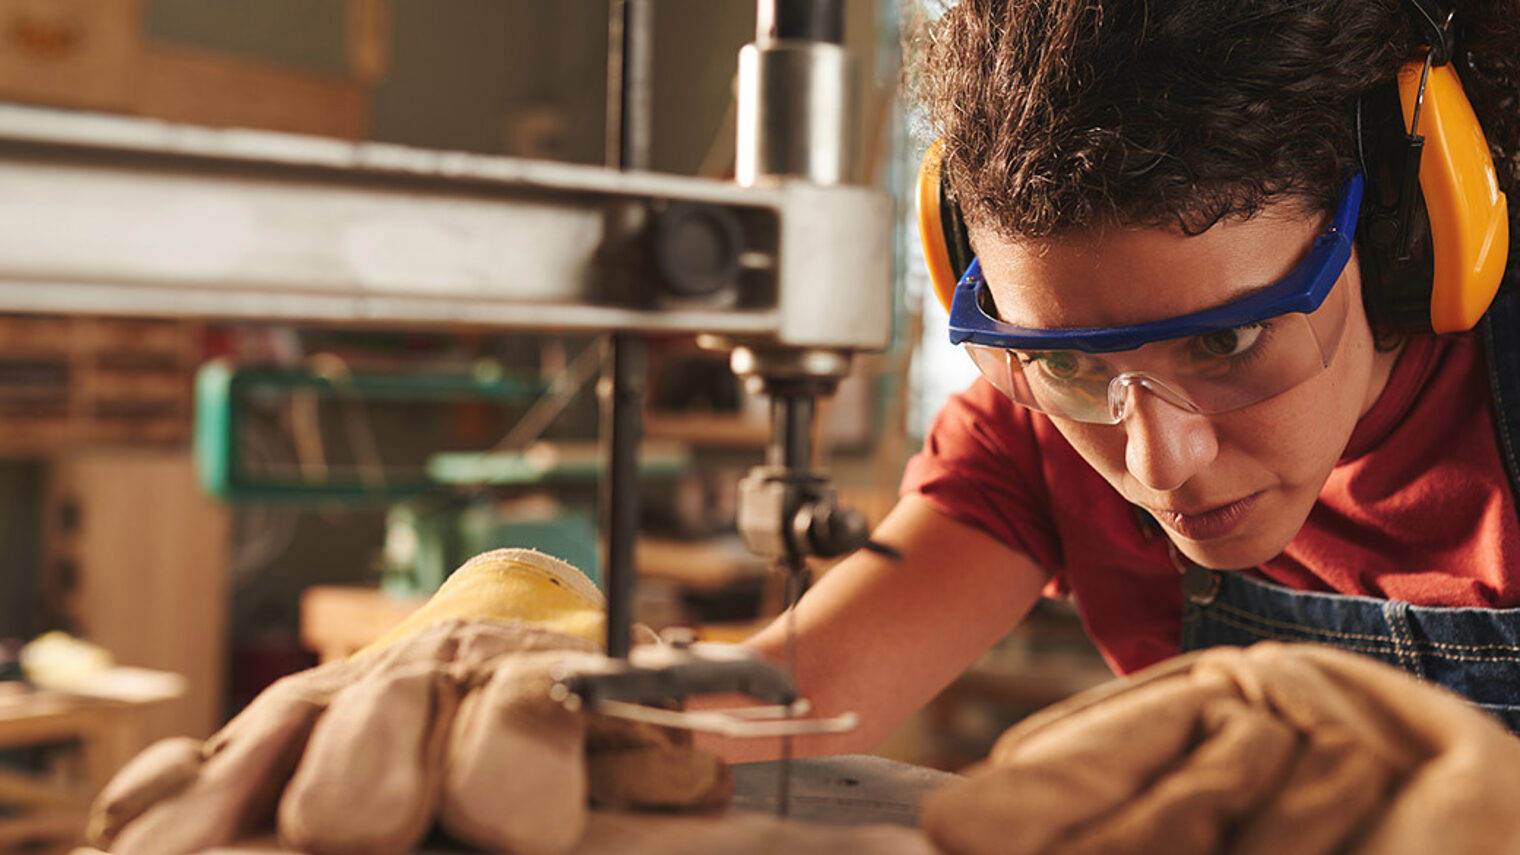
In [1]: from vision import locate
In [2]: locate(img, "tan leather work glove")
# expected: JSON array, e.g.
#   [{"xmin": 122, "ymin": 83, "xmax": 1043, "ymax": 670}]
[
  {"xmin": 86, "ymin": 549, "xmax": 729, "ymax": 855},
  {"xmin": 921, "ymin": 642, "xmax": 1520, "ymax": 855}
]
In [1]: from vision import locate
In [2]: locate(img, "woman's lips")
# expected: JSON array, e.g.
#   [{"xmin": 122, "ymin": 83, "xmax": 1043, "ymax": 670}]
[{"xmin": 1151, "ymin": 493, "xmax": 1261, "ymax": 541}]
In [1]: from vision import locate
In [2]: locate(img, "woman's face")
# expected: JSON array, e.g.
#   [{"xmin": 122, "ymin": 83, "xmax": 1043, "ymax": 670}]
[{"xmin": 970, "ymin": 204, "xmax": 1400, "ymax": 570}]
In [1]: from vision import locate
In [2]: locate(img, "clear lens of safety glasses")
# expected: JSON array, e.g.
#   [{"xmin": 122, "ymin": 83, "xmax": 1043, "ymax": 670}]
[{"xmin": 964, "ymin": 281, "xmax": 1349, "ymax": 424}]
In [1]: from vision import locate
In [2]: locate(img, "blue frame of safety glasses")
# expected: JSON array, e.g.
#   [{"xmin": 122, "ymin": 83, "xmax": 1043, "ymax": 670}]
[{"xmin": 947, "ymin": 172, "xmax": 1365, "ymax": 354}]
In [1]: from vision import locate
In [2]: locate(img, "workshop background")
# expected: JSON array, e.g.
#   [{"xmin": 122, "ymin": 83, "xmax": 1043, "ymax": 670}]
[{"xmin": 0, "ymin": 2, "xmax": 1107, "ymax": 851}]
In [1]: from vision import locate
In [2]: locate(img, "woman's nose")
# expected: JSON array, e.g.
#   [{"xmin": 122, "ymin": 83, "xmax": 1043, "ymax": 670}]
[{"xmin": 1118, "ymin": 384, "xmax": 1220, "ymax": 491}]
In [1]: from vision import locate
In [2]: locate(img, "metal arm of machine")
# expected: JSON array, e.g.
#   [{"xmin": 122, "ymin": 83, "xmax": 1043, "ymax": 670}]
[{"xmin": 0, "ymin": 107, "xmax": 889, "ymax": 347}]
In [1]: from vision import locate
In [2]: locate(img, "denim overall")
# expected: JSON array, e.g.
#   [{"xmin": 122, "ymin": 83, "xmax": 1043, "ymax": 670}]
[{"xmin": 1178, "ymin": 288, "xmax": 1520, "ymax": 733}]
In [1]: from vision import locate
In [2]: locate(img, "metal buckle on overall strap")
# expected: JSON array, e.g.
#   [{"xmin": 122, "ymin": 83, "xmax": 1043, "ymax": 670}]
[{"xmin": 1169, "ymin": 541, "xmax": 1220, "ymax": 605}]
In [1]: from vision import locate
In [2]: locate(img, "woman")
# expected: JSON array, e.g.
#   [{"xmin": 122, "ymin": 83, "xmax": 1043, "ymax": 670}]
[{"xmin": 738, "ymin": 0, "xmax": 1520, "ymax": 756}]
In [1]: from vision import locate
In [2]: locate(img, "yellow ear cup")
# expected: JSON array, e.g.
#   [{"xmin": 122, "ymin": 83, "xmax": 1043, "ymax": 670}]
[
  {"xmin": 917, "ymin": 138, "xmax": 962, "ymax": 313},
  {"xmin": 1397, "ymin": 57, "xmax": 1510, "ymax": 333}
]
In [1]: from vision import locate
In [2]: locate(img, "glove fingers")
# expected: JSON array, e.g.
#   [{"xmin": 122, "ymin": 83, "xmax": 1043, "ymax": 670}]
[
  {"xmin": 587, "ymin": 742, "xmax": 732, "ymax": 811},
  {"xmin": 1048, "ymin": 699, "xmax": 1298, "ymax": 855},
  {"xmin": 94, "ymin": 619, "xmax": 600, "ymax": 855},
  {"xmin": 578, "ymin": 680, "xmax": 730, "ymax": 811},
  {"xmin": 921, "ymin": 679, "xmax": 1229, "ymax": 855},
  {"xmin": 87, "ymin": 736, "xmax": 202, "ymax": 848},
  {"xmin": 105, "ymin": 692, "xmax": 326, "ymax": 855},
  {"xmin": 278, "ymin": 663, "xmax": 458, "ymax": 855},
  {"xmin": 441, "ymin": 652, "xmax": 589, "ymax": 855},
  {"xmin": 1230, "ymin": 725, "xmax": 1397, "ymax": 855}
]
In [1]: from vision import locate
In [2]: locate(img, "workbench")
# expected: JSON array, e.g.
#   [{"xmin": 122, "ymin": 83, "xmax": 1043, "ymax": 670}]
[
  {"xmin": 187, "ymin": 812, "xmax": 937, "ymax": 855},
  {"xmin": 74, "ymin": 756, "xmax": 953, "ymax": 855},
  {"xmin": 0, "ymin": 690, "xmax": 158, "ymax": 854}
]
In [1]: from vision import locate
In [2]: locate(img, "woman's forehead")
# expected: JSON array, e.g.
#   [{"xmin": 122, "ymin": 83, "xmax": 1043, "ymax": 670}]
[{"xmin": 971, "ymin": 205, "xmax": 1328, "ymax": 330}]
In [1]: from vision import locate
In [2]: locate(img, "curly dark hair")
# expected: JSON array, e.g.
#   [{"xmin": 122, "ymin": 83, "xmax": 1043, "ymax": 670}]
[{"xmin": 918, "ymin": 0, "xmax": 1520, "ymax": 239}]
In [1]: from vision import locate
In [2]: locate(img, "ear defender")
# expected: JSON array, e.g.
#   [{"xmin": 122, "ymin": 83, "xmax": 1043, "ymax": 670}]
[
  {"xmin": 919, "ymin": 7, "xmax": 1509, "ymax": 334},
  {"xmin": 916, "ymin": 138, "xmax": 975, "ymax": 313},
  {"xmin": 1359, "ymin": 7, "xmax": 1510, "ymax": 334}
]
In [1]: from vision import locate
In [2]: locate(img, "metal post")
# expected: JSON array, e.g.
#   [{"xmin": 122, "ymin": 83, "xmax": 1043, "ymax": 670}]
[
  {"xmin": 757, "ymin": 0, "xmax": 844, "ymax": 44},
  {"xmin": 738, "ymin": 0, "xmax": 852, "ymax": 186},
  {"xmin": 604, "ymin": 0, "xmax": 655, "ymax": 659},
  {"xmin": 606, "ymin": 331, "xmax": 645, "ymax": 659},
  {"xmin": 770, "ymin": 394, "xmax": 814, "ymax": 471},
  {"xmin": 606, "ymin": 0, "xmax": 654, "ymax": 172}
]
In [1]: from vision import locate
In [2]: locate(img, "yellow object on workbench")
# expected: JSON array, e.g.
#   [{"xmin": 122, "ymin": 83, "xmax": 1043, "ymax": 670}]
[
  {"xmin": 302, "ymin": 539, "xmax": 771, "ymax": 661},
  {"xmin": 359, "ymin": 548, "xmax": 607, "ymax": 655}
]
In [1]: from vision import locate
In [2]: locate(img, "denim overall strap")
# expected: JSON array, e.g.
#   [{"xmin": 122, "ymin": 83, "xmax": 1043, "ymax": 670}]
[
  {"xmin": 1482, "ymin": 287, "xmax": 1520, "ymax": 507},
  {"xmin": 1180, "ymin": 568, "xmax": 1520, "ymax": 733}
]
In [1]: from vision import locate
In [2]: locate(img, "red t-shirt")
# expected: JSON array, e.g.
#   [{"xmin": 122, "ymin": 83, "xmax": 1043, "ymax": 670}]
[{"xmin": 901, "ymin": 332, "xmax": 1520, "ymax": 675}]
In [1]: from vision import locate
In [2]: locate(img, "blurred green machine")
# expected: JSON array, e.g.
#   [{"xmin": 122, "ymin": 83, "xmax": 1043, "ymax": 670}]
[{"xmin": 194, "ymin": 358, "xmax": 689, "ymax": 597}]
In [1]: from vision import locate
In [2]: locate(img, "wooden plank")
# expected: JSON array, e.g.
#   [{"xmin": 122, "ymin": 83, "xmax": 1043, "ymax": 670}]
[
  {"xmin": 0, "ymin": 315, "xmax": 77, "ymax": 357},
  {"xmin": 635, "ymin": 537, "xmax": 764, "ymax": 592},
  {"xmin": 80, "ymin": 319, "xmax": 187, "ymax": 355},
  {"xmin": 300, "ymin": 586, "xmax": 425, "ymax": 663},
  {"xmin": 0, "ymin": 696, "xmax": 110, "ymax": 747},
  {"xmin": 0, "ymin": 417, "xmax": 79, "ymax": 455},
  {"xmin": 0, "ymin": 387, "xmax": 69, "ymax": 414},
  {"xmin": 194, "ymin": 809, "xmax": 939, "ymax": 855},
  {"xmin": 0, "ymin": 414, "xmax": 190, "ymax": 453},
  {"xmin": 53, "ymin": 450, "xmax": 230, "ymax": 743},
  {"xmin": 0, "ymin": 316, "xmax": 197, "ymax": 455},
  {"xmin": 0, "ymin": 0, "xmax": 143, "ymax": 112},
  {"xmin": 85, "ymin": 420, "xmax": 187, "ymax": 446},
  {"xmin": 76, "ymin": 369, "xmax": 187, "ymax": 402},
  {"xmin": 140, "ymin": 44, "xmax": 369, "ymax": 139},
  {"xmin": 644, "ymin": 413, "xmax": 770, "ymax": 449}
]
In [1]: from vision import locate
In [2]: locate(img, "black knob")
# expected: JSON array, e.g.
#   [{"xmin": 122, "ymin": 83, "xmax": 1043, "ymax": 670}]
[
  {"xmin": 804, "ymin": 502, "xmax": 870, "ymax": 558},
  {"xmin": 652, "ymin": 203, "xmax": 743, "ymax": 298}
]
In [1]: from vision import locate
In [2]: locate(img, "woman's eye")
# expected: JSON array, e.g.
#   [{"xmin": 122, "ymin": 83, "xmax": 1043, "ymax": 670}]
[
  {"xmin": 1195, "ymin": 325, "xmax": 1263, "ymax": 358},
  {"xmin": 1037, "ymin": 352, "xmax": 1081, "ymax": 379}
]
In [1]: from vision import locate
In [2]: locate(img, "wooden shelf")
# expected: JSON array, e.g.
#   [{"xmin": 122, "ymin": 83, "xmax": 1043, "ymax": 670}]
[
  {"xmin": 643, "ymin": 413, "xmax": 771, "ymax": 449},
  {"xmin": 634, "ymin": 536, "xmax": 765, "ymax": 592},
  {"xmin": 0, "ymin": 315, "xmax": 198, "ymax": 456}
]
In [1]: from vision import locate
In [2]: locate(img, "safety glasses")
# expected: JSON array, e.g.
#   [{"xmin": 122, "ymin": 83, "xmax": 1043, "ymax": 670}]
[{"xmin": 948, "ymin": 173, "xmax": 1364, "ymax": 424}]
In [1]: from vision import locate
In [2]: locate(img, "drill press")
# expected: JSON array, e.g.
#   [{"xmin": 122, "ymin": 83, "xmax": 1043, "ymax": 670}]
[{"xmin": 554, "ymin": 0, "xmax": 890, "ymax": 810}]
